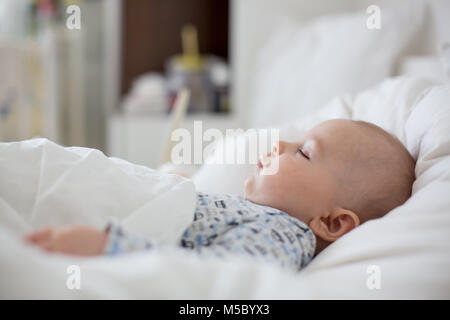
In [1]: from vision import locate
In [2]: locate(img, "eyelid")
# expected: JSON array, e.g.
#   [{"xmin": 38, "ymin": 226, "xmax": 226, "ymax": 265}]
[{"xmin": 297, "ymin": 147, "xmax": 310, "ymax": 160}]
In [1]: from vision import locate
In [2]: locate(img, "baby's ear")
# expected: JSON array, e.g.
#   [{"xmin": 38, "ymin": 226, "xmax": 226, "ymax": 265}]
[{"xmin": 308, "ymin": 208, "xmax": 360, "ymax": 242}]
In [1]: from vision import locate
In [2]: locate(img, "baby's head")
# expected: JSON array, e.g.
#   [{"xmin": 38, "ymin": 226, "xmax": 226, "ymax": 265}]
[{"xmin": 244, "ymin": 119, "xmax": 415, "ymax": 254}]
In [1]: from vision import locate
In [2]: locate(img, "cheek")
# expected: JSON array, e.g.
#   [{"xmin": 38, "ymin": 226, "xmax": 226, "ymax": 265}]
[
  {"xmin": 245, "ymin": 157, "xmax": 311, "ymax": 203},
  {"xmin": 244, "ymin": 171, "xmax": 281, "ymax": 204},
  {"xmin": 251, "ymin": 163, "xmax": 294, "ymax": 199}
]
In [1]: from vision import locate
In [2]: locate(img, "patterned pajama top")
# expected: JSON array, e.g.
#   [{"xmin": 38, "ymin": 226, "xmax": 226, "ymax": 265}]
[{"xmin": 102, "ymin": 192, "xmax": 316, "ymax": 272}]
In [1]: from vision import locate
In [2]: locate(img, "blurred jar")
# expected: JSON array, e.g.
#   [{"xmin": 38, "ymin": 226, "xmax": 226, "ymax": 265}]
[
  {"xmin": 208, "ymin": 56, "xmax": 230, "ymax": 113},
  {"xmin": 165, "ymin": 56, "xmax": 212, "ymax": 113}
]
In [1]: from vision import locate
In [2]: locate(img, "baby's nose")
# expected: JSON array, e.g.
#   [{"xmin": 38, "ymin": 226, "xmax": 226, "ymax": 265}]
[
  {"xmin": 264, "ymin": 143, "xmax": 279, "ymax": 158},
  {"xmin": 272, "ymin": 143, "xmax": 279, "ymax": 155},
  {"xmin": 260, "ymin": 144, "xmax": 276, "ymax": 166},
  {"xmin": 275, "ymin": 141, "xmax": 286, "ymax": 155},
  {"xmin": 265, "ymin": 144, "xmax": 276, "ymax": 157}
]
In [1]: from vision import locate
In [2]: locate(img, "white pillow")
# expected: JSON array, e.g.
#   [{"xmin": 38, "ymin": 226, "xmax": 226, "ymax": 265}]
[{"xmin": 248, "ymin": 4, "xmax": 424, "ymax": 129}]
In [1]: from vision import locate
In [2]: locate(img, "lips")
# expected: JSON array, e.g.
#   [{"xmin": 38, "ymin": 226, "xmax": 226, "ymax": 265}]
[{"xmin": 257, "ymin": 159, "xmax": 263, "ymax": 169}]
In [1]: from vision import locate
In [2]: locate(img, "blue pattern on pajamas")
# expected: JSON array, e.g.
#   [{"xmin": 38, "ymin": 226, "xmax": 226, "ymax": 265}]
[{"xmin": 103, "ymin": 192, "xmax": 316, "ymax": 272}]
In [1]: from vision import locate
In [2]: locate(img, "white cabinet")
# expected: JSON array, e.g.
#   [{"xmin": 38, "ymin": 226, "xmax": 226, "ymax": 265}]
[{"xmin": 107, "ymin": 113, "xmax": 242, "ymax": 169}]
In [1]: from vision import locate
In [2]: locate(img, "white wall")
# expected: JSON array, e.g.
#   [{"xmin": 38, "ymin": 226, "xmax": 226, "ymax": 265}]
[
  {"xmin": 231, "ymin": 0, "xmax": 355, "ymax": 128},
  {"xmin": 231, "ymin": 0, "xmax": 450, "ymax": 128}
]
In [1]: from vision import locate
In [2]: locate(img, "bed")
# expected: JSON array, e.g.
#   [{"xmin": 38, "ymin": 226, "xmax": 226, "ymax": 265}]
[
  {"xmin": 1, "ymin": 75, "xmax": 449, "ymax": 299},
  {"xmin": 1, "ymin": 0, "xmax": 450, "ymax": 299}
]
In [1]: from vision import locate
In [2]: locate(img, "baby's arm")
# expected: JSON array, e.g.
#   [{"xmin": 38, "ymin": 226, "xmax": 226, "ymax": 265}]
[
  {"xmin": 24, "ymin": 219, "xmax": 156, "ymax": 256},
  {"xmin": 24, "ymin": 225, "xmax": 108, "ymax": 256}
]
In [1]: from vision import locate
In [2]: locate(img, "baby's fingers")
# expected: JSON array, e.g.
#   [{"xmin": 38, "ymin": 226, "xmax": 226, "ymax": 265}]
[{"xmin": 23, "ymin": 227, "xmax": 53, "ymax": 244}]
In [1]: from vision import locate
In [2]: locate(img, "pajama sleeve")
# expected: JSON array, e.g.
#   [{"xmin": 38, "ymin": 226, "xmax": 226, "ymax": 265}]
[{"xmin": 102, "ymin": 217, "xmax": 157, "ymax": 256}]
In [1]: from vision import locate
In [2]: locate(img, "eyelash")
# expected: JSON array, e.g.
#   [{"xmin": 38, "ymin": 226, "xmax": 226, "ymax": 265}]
[{"xmin": 297, "ymin": 148, "xmax": 309, "ymax": 159}]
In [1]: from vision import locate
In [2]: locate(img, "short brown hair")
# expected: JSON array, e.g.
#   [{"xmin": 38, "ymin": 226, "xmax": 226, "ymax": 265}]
[{"xmin": 337, "ymin": 121, "xmax": 416, "ymax": 224}]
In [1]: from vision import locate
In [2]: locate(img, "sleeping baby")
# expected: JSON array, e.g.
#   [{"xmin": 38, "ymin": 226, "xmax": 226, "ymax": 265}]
[{"xmin": 24, "ymin": 119, "xmax": 416, "ymax": 272}]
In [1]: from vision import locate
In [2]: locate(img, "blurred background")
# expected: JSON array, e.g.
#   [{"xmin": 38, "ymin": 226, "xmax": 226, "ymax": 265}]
[
  {"xmin": 0, "ymin": 0, "xmax": 231, "ymax": 159},
  {"xmin": 0, "ymin": 0, "xmax": 449, "ymax": 169}
]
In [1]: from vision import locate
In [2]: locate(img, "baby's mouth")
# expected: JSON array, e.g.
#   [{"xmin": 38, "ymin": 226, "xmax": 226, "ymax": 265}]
[
  {"xmin": 257, "ymin": 154, "xmax": 273, "ymax": 175},
  {"xmin": 257, "ymin": 159, "xmax": 263, "ymax": 169}
]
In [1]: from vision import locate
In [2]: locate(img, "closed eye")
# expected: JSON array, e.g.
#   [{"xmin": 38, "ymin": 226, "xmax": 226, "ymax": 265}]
[{"xmin": 297, "ymin": 148, "xmax": 310, "ymax": 160}]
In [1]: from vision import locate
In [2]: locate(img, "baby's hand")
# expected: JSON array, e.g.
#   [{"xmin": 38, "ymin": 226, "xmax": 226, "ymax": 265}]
[{"xmin": 23, "ymin": 225, "xmax": 108, "ymax": 256}]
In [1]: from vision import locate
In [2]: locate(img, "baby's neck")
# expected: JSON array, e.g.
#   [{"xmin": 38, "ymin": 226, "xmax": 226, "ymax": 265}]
[{"xmin": 314, "ymin": 237, "xmax": 330, "ymax": 256}]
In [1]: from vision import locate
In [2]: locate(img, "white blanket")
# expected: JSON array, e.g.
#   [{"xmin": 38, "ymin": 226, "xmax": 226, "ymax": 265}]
[
  {"xmin": 1, "ymin": 76, "xmax": 450, "ymax": 299},
  {"xmin": 0, "ymin": 138, "xmax": 196, "ymax": 243},
  {"xmin": 0, "ymin": 139, "xmax": 198, "ymax": 298}
]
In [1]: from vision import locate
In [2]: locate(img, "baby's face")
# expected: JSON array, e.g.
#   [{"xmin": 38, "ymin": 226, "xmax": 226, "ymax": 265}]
[{"xmin": 244, "ymin": 119, "xmax": 363, "ymax": 223}]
